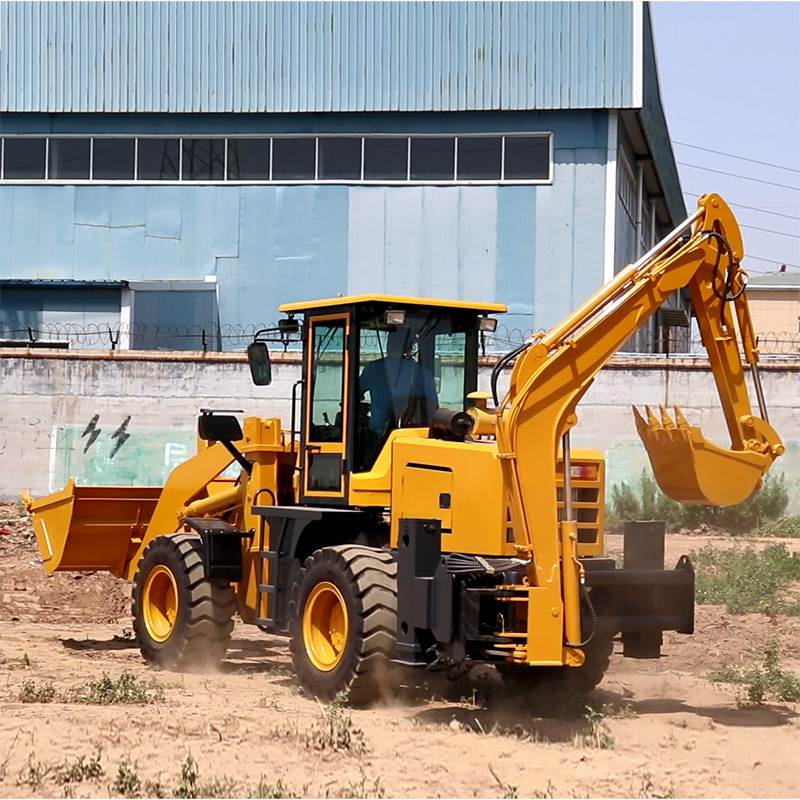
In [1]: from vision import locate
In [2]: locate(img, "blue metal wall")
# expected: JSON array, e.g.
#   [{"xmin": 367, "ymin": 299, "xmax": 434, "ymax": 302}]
[
  {"xmin": 0, "ymin": 1, "xmax": 635, "ymax": 113},
  {"xmin": 0, "ymin": 111, "xmax": 608, "ymax": 341}
]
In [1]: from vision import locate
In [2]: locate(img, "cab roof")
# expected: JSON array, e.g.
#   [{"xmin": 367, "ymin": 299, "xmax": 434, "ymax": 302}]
[{"xmin": 279, "ymin": 294, "xmax": 507, "ymax": 315}]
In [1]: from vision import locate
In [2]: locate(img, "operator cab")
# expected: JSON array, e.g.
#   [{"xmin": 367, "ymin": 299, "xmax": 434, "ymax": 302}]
[{"xmin": 249, "ymin": 295, "xmax": 505, "ymax": 506}]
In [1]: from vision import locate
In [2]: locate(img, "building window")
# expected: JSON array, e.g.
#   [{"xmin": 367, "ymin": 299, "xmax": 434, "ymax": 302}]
[
  {"xmin": 411, "ymin": 137, "xmax": 455, "ymax": 180},
  {"xmin": 504, "ymin": 136, "xmax": 551, "ymax": 181},
  {"xmin": 228, "ymin": 138, "xmax": 270, "ymax": 180},
  {"xmin": 364, "ymin": 138, "xmax": 408, "ymax": 180},
  {"xmin": 457, "ymin": 136, "xmax": 502, "ymax": 180},
  {"xmin": 138, "ymin": 138, "xmax": 180, "ymax": 180},
  {"xmin": 92, "ymin": 138, "xmax": 135, "ymax": 180},
  {"xmin": 182, "ymin": 139, "xmax": 226, "ymax": 180},
  {"xmin": 272, "ymin": 138, "xmax": 316, "ymax": 180},
  {"xmin": 0, "ymin": 133, "xmax": 553, "ymax": 185},
  {"xmin": 49, "ymin": 138, "xmax": 90, "ymax": 179},
  {"xmin": 3, "ymin": 137, "xmax": 46, "ymax": 179},
  {"xmin": 319, "ymin": 137, "xmax": 362, "ymax": 180}
]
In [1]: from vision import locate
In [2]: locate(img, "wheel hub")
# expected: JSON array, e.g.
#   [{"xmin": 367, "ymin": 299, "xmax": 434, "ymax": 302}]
[
  {"xmin": 303, "ymin": 581, "xmax": 349, "ymax": 672},
  {"xmin": 142, "ymin": 564, "xmax": 179, "ymax": 642}
]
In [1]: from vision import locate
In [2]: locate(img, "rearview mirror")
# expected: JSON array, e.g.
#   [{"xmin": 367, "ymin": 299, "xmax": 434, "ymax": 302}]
[{"xmin": 247, "ymin": 341, "xmax": 273, "ymax": 386}]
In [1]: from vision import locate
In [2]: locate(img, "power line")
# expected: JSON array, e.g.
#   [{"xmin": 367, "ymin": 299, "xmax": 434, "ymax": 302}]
[
  {"xmin": 739, "ymin": 223, "xmax": 800, "ymax": 240},
  {"xmin": 745, "ymin": 254, "xmax": 800, "ymax": 269},
  {"xmin": 677, "ymin": 162, "xmax": 800, "ymax": 191},
  {"xmin": 727, "ymin": 202, "xmax": 800, "ymax": 222},
  {"xmin": 684, "ymin": 193, "xmax": 800, "ymax": 222},
  {"xmin": 674, "ymin": 141, "xmax": 800, "ymax": 174}
]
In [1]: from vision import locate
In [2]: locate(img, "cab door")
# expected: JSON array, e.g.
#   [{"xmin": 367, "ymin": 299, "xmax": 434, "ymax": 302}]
[{"xmin": 302, "ymin": 313, "xmax": 351, "ymax": 502}]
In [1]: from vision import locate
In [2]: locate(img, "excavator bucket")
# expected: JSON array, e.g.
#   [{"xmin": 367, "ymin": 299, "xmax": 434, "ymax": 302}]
[{"xmin": 632, "ymin": 405, "xmax": 771, "ymax": 506}]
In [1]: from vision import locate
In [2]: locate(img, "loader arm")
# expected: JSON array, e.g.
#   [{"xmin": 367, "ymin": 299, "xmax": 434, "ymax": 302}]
[{"xmin": 495, "ymin": 194, "xmax": 784, "ymax": 642}]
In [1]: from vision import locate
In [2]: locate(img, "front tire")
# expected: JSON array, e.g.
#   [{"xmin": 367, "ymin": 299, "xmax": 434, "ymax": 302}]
[
  {"xmin": 132, "ymin": 533, "xmax": 236, "ymax": 671},
  {"xmin": 289, "ymin": 545, "xmax": 397, "ymax": 704}
]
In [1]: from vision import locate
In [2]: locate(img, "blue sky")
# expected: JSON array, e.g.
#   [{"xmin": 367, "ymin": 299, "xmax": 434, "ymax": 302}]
[{"xmin": 650, "ymin": 1, "xmax": 800, "ymax": 274}]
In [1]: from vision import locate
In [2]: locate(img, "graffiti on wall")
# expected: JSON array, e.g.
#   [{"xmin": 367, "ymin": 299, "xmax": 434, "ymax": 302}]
[{"xmin": 50, "ymin": 416, "xmax": 196, "ymax": 491}]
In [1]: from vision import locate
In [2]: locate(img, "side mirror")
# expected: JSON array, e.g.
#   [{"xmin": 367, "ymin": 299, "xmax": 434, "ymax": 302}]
[
  {"xmin": 198, "ymin": 413, "xmax": 243, "ymax": 442},
  {"xmin": 247, "ymin": 341, "xmax": 273, "ymax": 386}
]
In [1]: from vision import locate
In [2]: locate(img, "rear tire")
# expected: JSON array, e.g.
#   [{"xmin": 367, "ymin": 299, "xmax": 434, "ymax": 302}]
[
  {"xmin": 496, "ymin": 636, "xmax": 615, "ymax": 696},
  {"xmin": 289, "ymin": 545, "xmax": 397, "ymax": 704},
  {"xmin": 132, "ymin": 533, "xmax": 236, "ymax": 671}
]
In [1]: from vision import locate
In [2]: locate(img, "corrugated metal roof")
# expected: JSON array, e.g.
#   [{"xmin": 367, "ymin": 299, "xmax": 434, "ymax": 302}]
[
  {"xmin": 0, "ymin": 1, "xmax": 636, "ymax": 113},
  {"xmin": 748, "ymin": 272, "xmax": 800, "ymax": 289}
]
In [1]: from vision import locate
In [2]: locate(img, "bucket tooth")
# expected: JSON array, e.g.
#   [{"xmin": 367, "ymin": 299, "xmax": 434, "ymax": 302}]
[
  {"xmin": 645, "ymin": 405, "xmax": 662, "ymax": 430},
  {"xmin": 659, "ymin": 405, "xmax": 676, "ymax": 430},
  {"xmin": 673, "ymin": 405, "xmax": 691, "ymax": 430},
  {"xmin": 632, "ymin": 406, "xmax": 649, "ymax": 438}
]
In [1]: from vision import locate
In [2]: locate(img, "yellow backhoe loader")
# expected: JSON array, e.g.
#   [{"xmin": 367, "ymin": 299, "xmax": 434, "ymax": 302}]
[{"xmin": 23, "ymin": 194, "xmax": 783, "ymax": 702}]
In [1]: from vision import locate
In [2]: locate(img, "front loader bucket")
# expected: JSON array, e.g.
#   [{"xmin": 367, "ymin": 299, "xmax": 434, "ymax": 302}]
[
  {"xmin": 633, "ymin": 406, "xmax": 771, "ymax": 506},
  {"xmin": 22, "ymin": 481, "xmax": 161, "ymax": 576}
]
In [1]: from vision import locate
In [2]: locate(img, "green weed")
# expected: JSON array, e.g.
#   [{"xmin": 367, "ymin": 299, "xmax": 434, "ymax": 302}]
[
  {"xmin": 758, "ymin": 516, "xmax": 800, "ymax": 538},
  {"xmin": 306, "ymin": 693, "xmax": 367, "ymax": 755},
  {"xmin": 17, "ymin": 756, "xmax": 51, "ymax": 790},
  {"xmin": 175, "ymin": 754, "xmax": 199, "ymax": 799},
  {"xmin": 198, "ymin": 775, "xmax": 239, "ymax": 798},
  {"xmin": 113, "ymin": 755, "xmax": 142, "ymax": 798},
  {"xmin": 707, "ymin": 636, "xmax": 800, "ymax": 704},
  {"xmin": 70, "ymin": 670, "xmax": 166, "ymax": 705},
  {"xmin": 691, "ymin": 543, "xmax": 800, "ymax": 615},
  {"xmin": 608, "ymin": 470, "xmax": 789, "ymax": 535},
  {"xmin": 143, "ymin": 778, "xmax": 169, "ymax": 798},
  {"xmin": 581, "ymin": 705, "xmax": 615, "ymax": 749},
  {"xmin": 17, "ymin": 678, "xmax": 57, "ymax": 703},
  {"xmin": 54, "ymin": 749, "xmax": 104, "ymax": 785},
  {"xmin": 339, "ymin": 768, "xmax": 386, "ymax": 799},
  {"xmin": 252, "ymin": 777, "xmax": 299, "ymax": 799}
]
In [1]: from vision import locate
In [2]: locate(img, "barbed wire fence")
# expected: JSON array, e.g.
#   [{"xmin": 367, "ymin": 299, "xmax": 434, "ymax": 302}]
[{"xmin": 1, "ymin": 321, "xmax": 799, "ymax": 358}]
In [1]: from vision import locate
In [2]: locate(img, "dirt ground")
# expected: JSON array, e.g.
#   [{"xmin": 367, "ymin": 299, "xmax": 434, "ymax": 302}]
[{"xmin": 1, "ymin": 502, "xmax": 799, "ymax": 799}]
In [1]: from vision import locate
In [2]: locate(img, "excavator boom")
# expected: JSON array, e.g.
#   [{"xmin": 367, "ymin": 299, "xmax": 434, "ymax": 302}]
[{"xmin": 496, "ymin": 194, "xmax": 783, "ymax": 630}]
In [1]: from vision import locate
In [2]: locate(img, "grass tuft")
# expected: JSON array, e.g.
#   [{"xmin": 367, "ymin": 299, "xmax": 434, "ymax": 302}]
[
  {"xmin": 113, "ymin": 756, "xmax": 142, "ymax": 798},
  {"xmin": 707, "ymin": 636, "xmax": 800, "ymax": 704},
  {"xmin": 581, "ymin": 704, "xmax": 615, "ymax": 749},
  {"xmin": 252, "ymin": 777, "xmax": 299, "ymax": 799},
  {"xmin": 54, "ymin": 749, "xmax": 104, "ymax": 785},
  {"xmin": 690, "ymin": 543, "xmax": 800, "ymax": 616},
  {"xmin": 17, "ymin": 678, "xmax": 57, "ymax": 703},
  {"xmin": 70, "ymin": 671, "xmax": 166, "ymax": 705},
  {"xmin": 306, "ymin": 692, "xmax": 368, "ymax": 755}
]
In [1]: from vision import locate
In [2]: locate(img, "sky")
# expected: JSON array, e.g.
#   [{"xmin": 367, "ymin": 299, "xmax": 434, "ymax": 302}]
[{"xmin": 649, "ymin": 1, "xmax": 800, "ymax": 275}]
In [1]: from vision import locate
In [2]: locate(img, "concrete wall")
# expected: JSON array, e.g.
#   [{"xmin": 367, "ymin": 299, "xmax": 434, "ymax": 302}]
[{"xmin": 2, "ymin": 350, "xmax": 798, "ymax": 512}]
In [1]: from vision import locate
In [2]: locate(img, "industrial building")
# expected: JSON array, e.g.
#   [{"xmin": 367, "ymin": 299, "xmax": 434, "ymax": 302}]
[{"xmin": 0, "ymin": 1, "xmax": 685, "ymax": 351}]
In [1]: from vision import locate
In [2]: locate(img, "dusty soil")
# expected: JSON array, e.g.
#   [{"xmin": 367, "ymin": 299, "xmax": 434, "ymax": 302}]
[{"xmin": 1, "ymin": 503, "xmax": 799, "ymax": 799}]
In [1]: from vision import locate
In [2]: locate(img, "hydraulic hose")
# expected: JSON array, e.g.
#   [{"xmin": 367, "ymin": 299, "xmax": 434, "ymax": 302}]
[{"xmin": 491, "ymin": 341, "xmax": 530, "ymax": 405}]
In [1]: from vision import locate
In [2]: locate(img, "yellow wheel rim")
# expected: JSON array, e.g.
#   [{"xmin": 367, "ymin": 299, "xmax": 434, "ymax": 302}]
[
  {"xmin": 303, "ymin": 581, "xmax": 349, "ymax": 672},
  {"xmin": 142, "ymin": 565, "xmax": 179, "ymax": 643}
]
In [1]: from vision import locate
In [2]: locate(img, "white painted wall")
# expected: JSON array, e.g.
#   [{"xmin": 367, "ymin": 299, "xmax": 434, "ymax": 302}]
[{"xmin": 2, "ymin": 352, "xmax": 798, "ymax": 512}]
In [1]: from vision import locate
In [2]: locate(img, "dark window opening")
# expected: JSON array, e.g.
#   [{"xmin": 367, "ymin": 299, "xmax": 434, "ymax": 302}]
[
  {"xmin": 272, "ymin": 138, "xmax": 316, "ymax": 180},
  {"xmin": 410, "ymin": 138, "xmax": 455, "ymax": 180},
  {"xmin": 228, "ymin": 138, "xmax": 270, "ymax": 180},
  {"xmin": 457, "ymin": 137, "xmax": 502, "ymax": 180},
  {"xmin": 363, "ymin": 138, "xmax": 408, "ymax": 180},
  {"xmin": 182, "ymin": 139, "xmax": 226, "ymax": 180},
  {"xmin": 318, "ymin": 137, "xmax": 362, "ymax": 180},
  {"xmin": 3, "ymin": 138, "xmax": 46, "ymax": 179},
  {"xmin": 92, "ymin": 139, "xmax": 135, "ymax": 180},
  {"xmin": 137, "ymin": 138, "xmax": 180, "ymax": 180},
  {"xmin": 504, "ymin": 136, "xmax": 550, "ymax": 181},
  {"xmin": 49, "ymin": 138, "xmax": 90, "ymax": 180}
]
